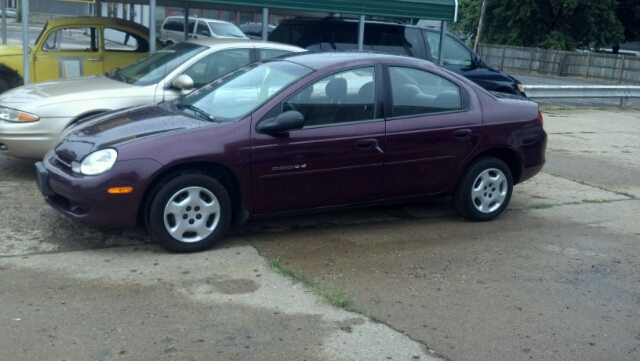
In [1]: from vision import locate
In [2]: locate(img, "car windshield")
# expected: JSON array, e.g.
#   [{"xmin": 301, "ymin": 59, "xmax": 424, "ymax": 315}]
[
  {"xmin": 109, "ymin": 42, "xmax": 207, "ymax": 86},
  {"xmin": 179, "ymin": 60, "xmax": 313, "ymax": 122},
  {"xmin": 208, "ymin": 22, "xmax": 246, "ymax": 38}
]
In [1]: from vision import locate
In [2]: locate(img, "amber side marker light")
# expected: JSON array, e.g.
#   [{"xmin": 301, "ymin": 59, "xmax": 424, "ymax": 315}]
[
  {"xmin": 18, "ymin": 113, "xmax": 40, "ymax": 122},
  {"xmin": 108, "ymin": 187, "xmax": 133, "ymax": 194}
]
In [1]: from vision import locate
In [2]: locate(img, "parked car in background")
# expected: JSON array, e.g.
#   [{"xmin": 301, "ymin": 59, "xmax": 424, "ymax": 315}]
[
  {"xmin": 35, "ymin": 51, "xmax": 546, "ymax": 253},
  {"xmin": 268, "ymin": 16, "xmax": 526, "ymax": 97},
  {"xmin": 239, "ymin": 22, "xmax": 276, "ymax": 39},
  {"xmin": 159, "ymin": 16, "xmax": 247, "ymax": 45},
  {"xmin": 0, "ymin": 39, "xmax": 304, "ymax": 159},
  {"xmin": 0, "ymin": 4, "xmax": 17, "ymax": 18},
  {"xmin": 0, "ymin": 16, "xmax": 162, "ymax": 94}
]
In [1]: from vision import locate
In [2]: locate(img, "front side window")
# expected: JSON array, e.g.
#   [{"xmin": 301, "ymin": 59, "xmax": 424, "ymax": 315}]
[
  {"xmin": 182, "ymin": 48, "xmax": 252, "ymax": 88},
  {"xmin": 283, "ymin": 67, "xmax": 376, "ymax": 128},
  {"xmin": 425, "ymin": 31, "xmax": 473, "ymax": 67},
  {"xmin": 116, "ymin": 42, "xmax": 207, "ymax": 86},
  {"xmin": 389, "ymin": 66, "xmax": 462, "ymax": 117},
  {"xmin": 43, "ymin": 27, "xmax": 99, "ymax": 52},
  {"xmin": 181, "ymin": 60, "xmax": 313, "ymax": 121}
]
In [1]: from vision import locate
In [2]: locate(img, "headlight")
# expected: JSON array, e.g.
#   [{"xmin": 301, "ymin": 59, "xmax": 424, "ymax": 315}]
[
  {"xmin": 0, "ymin": 106, "xmax": 40, "ymax": 122},
  {"xmin": 71, "ymin": 149, "xmax": 118, "ymax": 175}
]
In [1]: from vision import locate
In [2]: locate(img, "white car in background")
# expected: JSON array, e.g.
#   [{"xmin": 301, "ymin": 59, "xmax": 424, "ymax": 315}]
[
  {"xmin": 159, "ymin": 16, "xmax": 247, "ymax": 45},
  {"xmin": 0, "ymin": 38, "xmax": 304, "ymax": 159},
  {"xmin": 0, "ymin": 5, "xmax": 16, "ymax": 18}
]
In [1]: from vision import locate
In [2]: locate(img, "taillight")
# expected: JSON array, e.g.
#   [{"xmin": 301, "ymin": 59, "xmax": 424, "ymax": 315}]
[{"xmin": 538, "ymin": 109, "xmax": 544, "ymax": 127}]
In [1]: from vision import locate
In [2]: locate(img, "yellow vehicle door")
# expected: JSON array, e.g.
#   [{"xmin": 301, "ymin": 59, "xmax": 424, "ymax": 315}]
[
  {"xmin": 100, "ymin": 27, "xmax": 152, "ymax": 73},
  {"xmin": 33, "ymin": 26, "xmax": 104, "ymax": 83}
]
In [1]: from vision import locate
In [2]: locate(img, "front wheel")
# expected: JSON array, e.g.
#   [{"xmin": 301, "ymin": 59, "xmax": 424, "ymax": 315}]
[
  {"xmin": 453, "ymin": 157, "xmax": 513, "ymax": 222},
  {"xmin": 147, "ymin": 172, "xmax": 232, "ymax": 253}
]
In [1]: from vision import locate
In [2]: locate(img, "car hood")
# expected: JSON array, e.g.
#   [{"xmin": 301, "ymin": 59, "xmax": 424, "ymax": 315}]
[
  {"xmin": 0, "ymin": 75, "xmax": 140, "ymax": 108},
  {"xmin": 54, "ymin": 104, "xmax": 210, "ymax": 162}
]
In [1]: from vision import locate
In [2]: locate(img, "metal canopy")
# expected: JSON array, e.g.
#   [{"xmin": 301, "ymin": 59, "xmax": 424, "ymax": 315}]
[{"xmin": 156, "ymin": 0, "xmax": 458, "ymax": 21}]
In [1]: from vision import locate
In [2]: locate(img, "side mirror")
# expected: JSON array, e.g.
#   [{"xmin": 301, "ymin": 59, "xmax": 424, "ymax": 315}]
[
  {"xmin": 172, "ymin": 74, "xmax": 194, "ymax": 91},
  {"xmin": 257, "ymin": 110, "xmax": 305, "ymax": 134},
  {"xmin": 473, "ymin": 55, "xmax": 483, "ymax": 68},
  {"xmin": 202, "ymin": 30, "xmax": 211, "ymax": 37}
]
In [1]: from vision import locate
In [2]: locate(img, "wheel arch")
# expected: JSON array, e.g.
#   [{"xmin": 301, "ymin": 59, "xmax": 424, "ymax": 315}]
[
  {"xmin": 459, "ymin": 147, "xmax": 522, "ymax": 186},
  {"xmin": 0, "ymin": 64, "xmax": 24, "ymax": 91},
  {"xmin": 139, "ymin": 161, "xmax": 246, "ymax": 228}
]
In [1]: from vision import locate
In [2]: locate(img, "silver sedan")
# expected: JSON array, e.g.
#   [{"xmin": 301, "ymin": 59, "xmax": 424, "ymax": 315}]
[{"xmin": 0, "ymin": 38, "xmax": 304, "ymax": 159}]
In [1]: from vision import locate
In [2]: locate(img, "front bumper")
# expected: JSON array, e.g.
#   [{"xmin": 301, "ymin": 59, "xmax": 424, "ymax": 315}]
[
  {"xmin": 0, "ymin": 117, "xmax": 72, "ymax": 159},
  {"xmin": 35, "ymin": 153, "xmax": 163, "ymax": 227}
]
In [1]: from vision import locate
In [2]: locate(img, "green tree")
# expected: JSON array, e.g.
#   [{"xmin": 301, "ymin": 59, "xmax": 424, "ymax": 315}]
[{"xmin": 450, "ymin": 0, "xmax": 624, "ymax": 51}]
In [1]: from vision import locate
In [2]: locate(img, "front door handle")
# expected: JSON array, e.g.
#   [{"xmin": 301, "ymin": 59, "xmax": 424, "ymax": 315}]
[
  {"xmin": 356, "ymin": 139, "xmax": 384, "ymax": 153},
  {"xmin": 453, "ymin": 129, "xmax": 473, "ymax": 141},
  {"xmin": 88, "ymin": 57, "xmax": 102, "ymax": 61}
]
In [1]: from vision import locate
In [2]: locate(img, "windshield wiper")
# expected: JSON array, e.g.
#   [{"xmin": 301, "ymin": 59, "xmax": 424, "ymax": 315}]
[{"xmin": 177, "ymin": 103, "xmax": 222, "ymax": 123}]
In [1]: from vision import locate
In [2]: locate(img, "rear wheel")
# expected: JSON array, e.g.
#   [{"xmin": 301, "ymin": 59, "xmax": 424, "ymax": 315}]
[
  {"xmin": 453, "ymin": 157, "xmax": 513, "ymax": 222},
  {"xmin": 147, "ymin": 172, "xmax": 232, "ymax": 253}
]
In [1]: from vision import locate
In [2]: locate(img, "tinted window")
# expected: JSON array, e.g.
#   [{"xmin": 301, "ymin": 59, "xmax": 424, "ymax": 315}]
[
  {"xmin": 424, "ymin": 31, "xmax": 473, "ymax": 67},
  {"xmin": 389, "ymin": 67, "xmax": 462, "ymax": 117},
  {"xmin": 164, "ymin": 19, "xmax": 183, "ymax": 32},
  {"xmin": 196, "ymin": 22, "xmax": 210, "ymax": 36},
  {"xmin": 368, "ymin": 25, "xmax": 426, "ymax": 59},
  {"xmin": 283, "ymin": 67, "xmax": 376, "ymax": 127}
]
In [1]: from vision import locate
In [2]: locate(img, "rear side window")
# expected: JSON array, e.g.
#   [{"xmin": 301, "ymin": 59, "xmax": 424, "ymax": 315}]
[
  {"xmin": 367, "ymin": 25, "xmax": 427, "ymax": 59},
  {"xmin": 104, "ymin": 28, "xmax": 149, "ymax": 52},
  {"xmin": 163, "ymin": 19, "xmax": 183, "ymax": 32},
  {"xmin": 389, "ymin": 66, "xmax": 462, "ymax": 117}
]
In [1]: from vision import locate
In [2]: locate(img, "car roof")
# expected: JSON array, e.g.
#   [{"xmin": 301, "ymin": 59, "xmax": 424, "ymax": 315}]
[
  {"xmin": 165, "ymin": 16, "xmax": 234, "ymax": 24},
  {"xmin": 280, "ymin": 51, "xmax": 425, "ymax": 70},
  {"xmin": 45, "ymin": 17, "xmax": 151, "ymax": 34},
  {"xmin": 185, "ymin": 38, "xmax": 306, "ymax": 52}
]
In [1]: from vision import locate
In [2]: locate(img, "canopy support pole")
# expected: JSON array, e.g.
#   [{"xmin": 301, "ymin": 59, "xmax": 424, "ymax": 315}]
[
  {"xmin": 438, "ymin": 21, "xmax": 447, "ymax": 66},
  {"xmin": 150, "ymin": 0, "xmax": 156, "ymax": 53},
  {"xmin": 261, "ymin": 7, "xmax": 268, "ymax": 41},
  {"xmin": 21, "ymin": 0, "xmax": 28, "ymax": 85},
  {"xmin": 357, "ymin": 15, "xmax": 364, "ymax": 51}
]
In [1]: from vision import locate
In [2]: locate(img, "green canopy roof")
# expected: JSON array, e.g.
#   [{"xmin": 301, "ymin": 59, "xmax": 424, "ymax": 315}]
[{"xmin": 161, "ymin": 0, "xmax": 457, "ymax": 21}]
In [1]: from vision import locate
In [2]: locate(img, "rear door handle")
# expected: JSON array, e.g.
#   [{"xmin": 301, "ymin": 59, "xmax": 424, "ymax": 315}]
[
  {"xmin": 88, "ymin": 57, "xmax": 102, "ymax": 61},
  {"xmin": 356, "ymin": 139, "xmax": 384, "ymax": 153},
  {"xmin": 453, "ymin": 129, "xmax": 473, "ymax": 141}
]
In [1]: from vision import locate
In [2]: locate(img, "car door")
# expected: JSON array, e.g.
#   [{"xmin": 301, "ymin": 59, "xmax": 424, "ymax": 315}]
[
  {"xmin": 250, "ymin": 66, "xmax": 385, "ymax": 214},
  {"xmin": 33, "ymin": 26, "xmax": 103, "ymax": 83},
  {"xmin": 383, "ymin": 65, "xmax": 482, "ymax": 197}
]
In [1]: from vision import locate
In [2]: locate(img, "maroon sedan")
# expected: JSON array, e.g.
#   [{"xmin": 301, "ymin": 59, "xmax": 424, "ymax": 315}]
[{"xmin": 35, "ymin": 52, "xmax": 546, "ymax": 252}]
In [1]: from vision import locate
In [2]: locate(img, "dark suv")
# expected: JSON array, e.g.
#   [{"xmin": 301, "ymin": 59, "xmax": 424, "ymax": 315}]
[{"xmin": 268, "ymin": 17, "xmax": 526, "ymax": 97}]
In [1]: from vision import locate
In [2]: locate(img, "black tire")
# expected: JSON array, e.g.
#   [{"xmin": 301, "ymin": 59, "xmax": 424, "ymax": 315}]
[
  {"xmin": 0, "ymin": 78, "xmax": 9, "ymax": 94},
  {"xmin": 453, "ymin": 157, "xmax": 513, "ymax": 222},
  {"xmin": 147, "ymin": 172, "xmax": 232, "ymax": 253}
]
